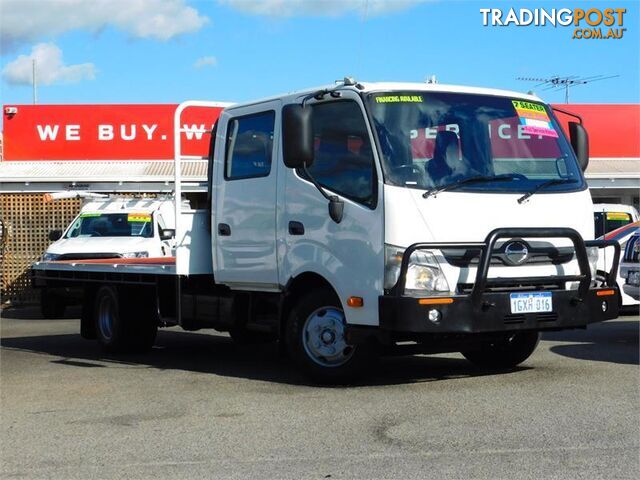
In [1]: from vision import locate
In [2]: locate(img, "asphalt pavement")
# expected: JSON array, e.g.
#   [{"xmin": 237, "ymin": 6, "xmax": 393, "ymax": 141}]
[{"xmin": 1, "ymin": 306, "xmax": 638, "ymax": 479}]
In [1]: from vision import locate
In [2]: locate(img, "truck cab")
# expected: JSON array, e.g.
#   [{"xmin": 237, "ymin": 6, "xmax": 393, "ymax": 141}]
[{"xmin": 206, "ymin": 80, "xmax": 618, "ymax": 380}]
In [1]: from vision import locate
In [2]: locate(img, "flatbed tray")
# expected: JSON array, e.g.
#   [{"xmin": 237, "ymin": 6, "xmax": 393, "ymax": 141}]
[{"xmin": 32, "ymin": 257, "xmax": 177, "ymax": 276}]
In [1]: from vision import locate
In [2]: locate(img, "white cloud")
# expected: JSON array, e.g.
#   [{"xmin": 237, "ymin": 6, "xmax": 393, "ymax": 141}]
[
  {"xmin": 218, "ymin": 0, "xmax": 428, "ymax": 17},
  {"xmin": 2, "ymin": 43, "xmax": 96, "ymax": 86},
  {"xmin": 194, "ymin": 56, "xmax": 218, "ymax": 68},
  {"xmin": 1, "ymin": 0, "xmax": 209, "ymax": 50}
]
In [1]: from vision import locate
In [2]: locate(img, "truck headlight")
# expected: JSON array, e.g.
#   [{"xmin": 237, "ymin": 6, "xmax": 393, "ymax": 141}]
[
  {"xmin": 121, "ymin": 251, "xmax": 149, "ymax": 258},
  {"xmin": 42, "ymin": 252, "xmax": 60, "ymax": 261},
  {"xmin": 586, "ymin": 246, "xmax": 599, "ymax": 281},
  {"xmin": 384, "ymin": 244, "xmax": 450, "ymax": 293}
]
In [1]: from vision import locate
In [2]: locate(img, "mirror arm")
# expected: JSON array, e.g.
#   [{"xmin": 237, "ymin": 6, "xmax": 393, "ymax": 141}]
[
  {"xmin": 552, "ymin": 106, "xmax": 583, "ymax": 124},
  {"xmin": 301, "ymin": 163, "xmax": 332, "ymax": 202},
  {"xmin": 301, "ymin": 163, "xmax": 344, "ymax": 223}
]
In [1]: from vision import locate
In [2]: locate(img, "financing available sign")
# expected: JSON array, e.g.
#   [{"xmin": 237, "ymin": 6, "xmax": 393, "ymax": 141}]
[{"xmin": 480, "ymin": 7, "xmax": 627, "ymax": 39}]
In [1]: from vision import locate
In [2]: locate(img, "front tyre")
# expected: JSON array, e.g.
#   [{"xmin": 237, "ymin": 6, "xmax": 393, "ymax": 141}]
[
  {"xmin": 286, "ymin": 289, "xmax": 375, "ymax": 384},
  {"xmin": 461, "ymin": 331, "xmax": 540, "ymax": 369}
]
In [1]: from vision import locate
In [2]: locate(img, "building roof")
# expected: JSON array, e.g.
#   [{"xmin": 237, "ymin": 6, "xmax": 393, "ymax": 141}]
[{"xmin": 0, "ymin": 159, "xmax": 208, "ymax": 192}]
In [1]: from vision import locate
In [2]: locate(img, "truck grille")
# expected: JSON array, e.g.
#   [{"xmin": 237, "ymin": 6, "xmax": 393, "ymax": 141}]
[{"xmin": 442, "ymin": 241, "xmax": 574, "ymax": 268}]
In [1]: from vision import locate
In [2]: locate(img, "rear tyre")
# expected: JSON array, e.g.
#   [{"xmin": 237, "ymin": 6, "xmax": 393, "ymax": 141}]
[
  {"xmin": 461, "ymin": 331, "xmax": 540, "ymax": 369},
  {"xmin": 41, "ymin": 289, "xmax": 66, "ymax": 319},
  {"xmin": 286, "ymin": 289, "xmax": 376, "ymax": 384},
  {"xmin": 94, "ymin": 286, "xmax": 157, "ymax": 353}
]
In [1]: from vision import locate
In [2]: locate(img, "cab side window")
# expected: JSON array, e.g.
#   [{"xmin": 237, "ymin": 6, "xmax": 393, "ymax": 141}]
[
  {"xmin": 225, "ymin": 111, "xmax": 275, "ymax": 180},
  {"xmin": 302, "ymin": 101, "xmax": 376, "ymax": 207}
]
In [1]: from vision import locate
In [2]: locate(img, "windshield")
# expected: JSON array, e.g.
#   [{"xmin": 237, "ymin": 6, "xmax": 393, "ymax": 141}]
[
  {"xmin": 367, "ymin": 91, "xmax": 585, "ymax": 193},
  {"xmin": 65, "ymin": 212, "xmax": 154, "ymax": 238}
]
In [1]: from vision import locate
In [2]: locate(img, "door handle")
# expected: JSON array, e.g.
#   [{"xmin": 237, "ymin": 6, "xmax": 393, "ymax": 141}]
[
  {"xmin": 218, "ymin": 223, "xmax": 231, "ymax": 236},
  {"xmin": 288, "ymin": 221, "xmax": 305, "ymax": 236}
]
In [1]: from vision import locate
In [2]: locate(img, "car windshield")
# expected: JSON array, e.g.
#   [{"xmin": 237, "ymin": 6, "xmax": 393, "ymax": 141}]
[
  {"xmin": 366, "ymin": 91, "xmax": 585, "ymax": 193},
  {"xmin": 65, "ymin": 213, "xmax": 153, "ymax": 238}
]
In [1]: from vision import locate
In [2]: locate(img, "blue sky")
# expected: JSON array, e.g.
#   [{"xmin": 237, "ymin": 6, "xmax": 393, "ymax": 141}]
[{"xmin": 1, "ymin": 0, "xmax": 638, "ymax": 106}]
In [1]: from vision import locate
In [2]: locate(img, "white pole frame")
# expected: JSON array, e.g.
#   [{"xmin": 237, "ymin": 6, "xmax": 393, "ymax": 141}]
[{"xmin": 172, "ymin": 100, "xmax": 232, "ymax": 253}]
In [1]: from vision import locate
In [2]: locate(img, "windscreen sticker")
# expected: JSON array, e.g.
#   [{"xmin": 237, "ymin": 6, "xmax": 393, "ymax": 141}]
[
  {"xmin": 606, "ymin": 212, "xmax": 630, "ymax": 221},
  {"xmin": 374, "ymin": 95, "xmax": 423, "ymax": 103},
  {"xmin": 79, "ymin": 213, "xmax": 101, "ymax": 218},
  {"xmin": 512, "ymin": 100, "xmax": 558, "ymax": 138},
  {"xmin": 127, "ymin": 213, "xmax": 151, "ymax": 223}
]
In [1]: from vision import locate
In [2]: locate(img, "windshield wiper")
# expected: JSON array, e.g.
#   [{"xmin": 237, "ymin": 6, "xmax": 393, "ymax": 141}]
[
  {"xmin": 422, "ymin": 174, "xmax": 524, "ymax": 199},
  {"xmin": 517, "ymin": 178, "xmax": 578, "ymax": 204}
]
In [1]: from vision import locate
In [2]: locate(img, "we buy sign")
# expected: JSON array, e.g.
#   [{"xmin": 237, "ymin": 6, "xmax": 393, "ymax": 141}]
[{"xmin": 2, "ymin": 104, "xmax": 227, "ymax": 160}]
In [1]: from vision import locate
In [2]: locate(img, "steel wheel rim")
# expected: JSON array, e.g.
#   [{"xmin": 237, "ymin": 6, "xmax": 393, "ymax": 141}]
[
  {"xmin": 98, "ymin": 294, "xmax": 116, "ymax": 341},
  {"xmin": 302, "ymin": 306, "xmax": 355, "ymax": 368}
]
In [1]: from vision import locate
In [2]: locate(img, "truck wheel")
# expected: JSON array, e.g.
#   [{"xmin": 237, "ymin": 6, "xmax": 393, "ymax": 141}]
[
  {"xmin": 41, "ymin": 289, "xmax": 66, "ymax": 319},
  {"xmin": 286, "ymin": 289, "xmax": 375, "ymax": 384},
  {"xmin": 461, "ymin": 331, "xmax": 540, "ymax": 369},
  {"xmin": 94, "ymin": 286, "xmax": 157, "ymax": 353}
]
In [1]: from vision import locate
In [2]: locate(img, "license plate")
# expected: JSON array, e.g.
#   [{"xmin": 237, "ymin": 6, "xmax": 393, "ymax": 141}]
[
  {"xmin": 628, "ymin": 270, "xmax": 640, "ymax": 287},
  {"xmin": 510, "ymin": 292, "xmax": 553, "ymax": 314}
]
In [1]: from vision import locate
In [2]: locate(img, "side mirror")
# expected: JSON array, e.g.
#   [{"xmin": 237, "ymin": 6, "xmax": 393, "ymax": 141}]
[
  {"xmin": 48, "ymin": 230, "xmax": 62, "ymax": 241},
  {"xmin": 282, "ymin": 104, "xmax": 314, "ymax": 169},
  {"xmin": 328, "ymin": 196, "xmax": 344, "ymax": 224},
  {"xmin": 160, "ymin": 228, "xmax": 175, "ymax": 241},
  {"xmin": 568, "ymin": 121, "xmax": 589, "ymax": 172}
]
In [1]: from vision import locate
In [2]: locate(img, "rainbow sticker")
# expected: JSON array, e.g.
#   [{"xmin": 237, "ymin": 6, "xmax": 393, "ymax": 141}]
[
  {"xmin": 512, "ymin": 100, "xmax": 558, "ymax": 138},
  {"xmin": 127, "ymin": 213, "xmax": 151, "ymax": 223}
]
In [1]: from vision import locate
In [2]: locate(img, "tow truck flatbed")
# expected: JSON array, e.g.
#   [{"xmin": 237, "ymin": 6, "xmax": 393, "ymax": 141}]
[{"xmin": 32, "ymin": 257, "xmax": 178, "ymax": 284}]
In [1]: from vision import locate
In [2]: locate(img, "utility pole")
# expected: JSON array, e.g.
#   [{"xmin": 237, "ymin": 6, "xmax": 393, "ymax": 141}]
[{"xmin": 32, "ymin": 59, "xmax": 37, "ymax": 104}]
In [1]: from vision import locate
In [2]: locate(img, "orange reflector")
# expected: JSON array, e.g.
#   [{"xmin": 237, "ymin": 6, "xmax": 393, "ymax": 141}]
[
  {"xmin": 418, "ymin": 298, "xmax": 454, "ymax": 305},
  {"xmin": 347, "ymin": 296, "xmax": 364, "ymax": 308},
  {"xmin": 596, "ymin": 289, "xmax": 616, "ymax": 297}
]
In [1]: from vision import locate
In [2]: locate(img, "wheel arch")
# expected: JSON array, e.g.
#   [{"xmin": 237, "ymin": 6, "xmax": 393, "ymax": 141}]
[{"xmin": 279, "ymin": 272, "xmax": 340, "ymax": 346}]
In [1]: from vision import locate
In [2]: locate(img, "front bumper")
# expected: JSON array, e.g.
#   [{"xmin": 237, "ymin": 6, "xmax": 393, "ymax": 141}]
[
  {"xmin": 379, "ymin": 227, "xmax": 620, "ymax": 335},
  {"xmin": 380, "ymin": 288, "xmax": 618, "ymax": 334}
]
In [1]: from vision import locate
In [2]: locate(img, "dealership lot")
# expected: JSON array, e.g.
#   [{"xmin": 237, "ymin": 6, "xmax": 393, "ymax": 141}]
[{"xmin": 1, "ymin": 308, "xmax": 638, "ymax": 480}]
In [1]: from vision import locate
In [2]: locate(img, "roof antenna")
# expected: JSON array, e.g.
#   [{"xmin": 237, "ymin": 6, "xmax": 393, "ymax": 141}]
[
  {"xmin": 426, "ymin": 75, "xmax": 437, "ymax": 84},
  {"xmin": 517, "ymin": 74, "xmax": 619, "ymax": 103}
]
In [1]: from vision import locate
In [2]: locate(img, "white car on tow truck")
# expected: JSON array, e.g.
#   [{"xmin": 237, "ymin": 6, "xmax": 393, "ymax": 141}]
[{"xmin": 32, "ymin": 80, "xmax": 620, "ymax": 383}]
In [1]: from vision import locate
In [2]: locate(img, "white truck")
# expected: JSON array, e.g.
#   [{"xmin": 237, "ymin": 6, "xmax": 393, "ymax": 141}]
[{"xmin": 32, "ymin": 79, "xmax": 620, "ymax": 383}]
